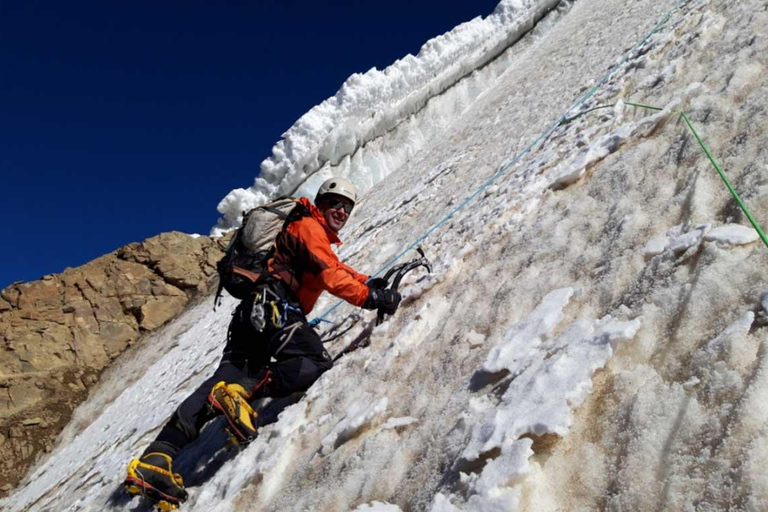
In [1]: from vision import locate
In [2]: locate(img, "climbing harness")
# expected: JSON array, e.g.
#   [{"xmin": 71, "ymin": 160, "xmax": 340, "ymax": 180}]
[
  {"xmin": 248, "ymin": 285, "xmax": 304, "ymax": 332},
  {"xmin": 245, "ymin": 283, "xmax": 308, "ymax": 360},
  {"xmin": 273, "ymin": 321, "xmax": 303, "ymax": 356}
]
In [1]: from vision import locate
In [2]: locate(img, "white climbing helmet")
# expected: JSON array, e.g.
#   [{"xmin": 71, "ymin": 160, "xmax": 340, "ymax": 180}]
[{"xmin": 315, "ymin": 177, "xmax": 357, "ymax": 205}]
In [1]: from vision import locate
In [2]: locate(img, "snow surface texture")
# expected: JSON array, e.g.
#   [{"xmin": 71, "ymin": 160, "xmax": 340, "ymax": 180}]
[{"xmin": 7, "ymin": 0, "xmax": 768, "ymax": 510}]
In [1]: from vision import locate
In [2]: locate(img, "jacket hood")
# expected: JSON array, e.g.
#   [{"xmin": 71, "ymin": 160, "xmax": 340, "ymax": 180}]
[{"xmin": 300, "ymin": 197, "xmax": 342, "ymax": 246}]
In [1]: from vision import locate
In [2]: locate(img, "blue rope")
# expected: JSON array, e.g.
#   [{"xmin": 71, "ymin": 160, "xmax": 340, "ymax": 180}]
[
  {"xmin": 309, "ymin": 0, "xmax": 687, "ymax": 328},
  {"xmin": 280, "ymin": 300, "xmax": 303, "ymax": 327}
]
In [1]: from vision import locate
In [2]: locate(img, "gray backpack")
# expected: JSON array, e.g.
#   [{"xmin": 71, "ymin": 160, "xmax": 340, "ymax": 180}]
[{"xmin": 214, "ymin": 197, "xmax": 308, "ymax": 307}]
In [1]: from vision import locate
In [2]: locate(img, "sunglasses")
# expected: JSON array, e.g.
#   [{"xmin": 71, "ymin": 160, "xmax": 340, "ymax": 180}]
[{"xmin": 323, "ymin": 198, "xmax": 354, "ymax": 214}]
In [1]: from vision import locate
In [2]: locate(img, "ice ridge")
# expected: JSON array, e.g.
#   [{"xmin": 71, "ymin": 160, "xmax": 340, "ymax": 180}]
[{"xmin": 212, "ymin": 0, "xmax": 563, "ymax": 235}]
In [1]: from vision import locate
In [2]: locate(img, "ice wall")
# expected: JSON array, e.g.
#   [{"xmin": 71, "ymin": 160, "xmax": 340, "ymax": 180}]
[
  {"xmin": 212, "ymin": 0, "xmax": 565, "ymax": 234},
  {"xmin": 6, "ymin": 0, "xmax": 768, "ymax": 510}
]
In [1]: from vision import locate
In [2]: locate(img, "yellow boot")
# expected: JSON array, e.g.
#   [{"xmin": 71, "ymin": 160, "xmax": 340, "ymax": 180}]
[
  {"xmin": 208, "ymin": 381, "xmax": 258, "ymax": 442},
  {"xmin": 124, "ymin": 452, "xmax": 187, "ymax": 508}
]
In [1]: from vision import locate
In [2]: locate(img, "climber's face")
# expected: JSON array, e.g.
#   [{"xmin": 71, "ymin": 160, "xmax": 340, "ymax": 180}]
[{"xmin": 317, "ymin": 194, "xmax": 353, "ymax": 233}]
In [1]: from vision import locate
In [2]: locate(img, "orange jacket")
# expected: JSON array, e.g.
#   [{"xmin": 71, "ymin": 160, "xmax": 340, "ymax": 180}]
[{"xmin": 268, "ymin": 197, "xmax": 369, "ymax": 314}]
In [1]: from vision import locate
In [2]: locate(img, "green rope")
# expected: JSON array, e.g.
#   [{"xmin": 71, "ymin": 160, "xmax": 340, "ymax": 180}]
[
  {"xmin": 567, "ymin": 100, "xmax": 768, "ymax": 251},
  {"xmin": 560, "ymin": 104, "xmax": 615, "ymax": 124},
  {"xmin": 680, "ymin": 111, "xmax": 768, "ymax": 249},
  {"xmin": 560, "ymin": 101, "xmax": 664, "ymax": 125},
  {"xmin": 625, "ymin": 101, "xmax": 664, "ymax": 111}
]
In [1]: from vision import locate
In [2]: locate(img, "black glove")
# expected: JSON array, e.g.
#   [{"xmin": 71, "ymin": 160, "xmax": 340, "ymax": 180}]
[
  {"xmin": 365, "ymin": 277, "xmax": 389, "ymax": 290},
  {"xmin": 362, "ymin": 287, "xmax": 401, "ymax": 315}
]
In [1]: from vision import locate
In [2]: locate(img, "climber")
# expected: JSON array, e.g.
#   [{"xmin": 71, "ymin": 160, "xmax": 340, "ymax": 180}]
[{"xmin": 124, "ymin": 177, "xmax": 401, "ymax": 507}]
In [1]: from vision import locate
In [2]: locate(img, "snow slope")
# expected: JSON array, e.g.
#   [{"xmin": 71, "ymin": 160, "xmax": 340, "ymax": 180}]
[{"xmin": 7, "ymin": 0, "xmax": 768, "ymax": 510}]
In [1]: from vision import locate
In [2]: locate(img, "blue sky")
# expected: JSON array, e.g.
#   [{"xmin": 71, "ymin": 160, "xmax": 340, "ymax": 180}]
[{"xmin": 0, "ymin": 1, "xmax": 499, "ymax": 290}]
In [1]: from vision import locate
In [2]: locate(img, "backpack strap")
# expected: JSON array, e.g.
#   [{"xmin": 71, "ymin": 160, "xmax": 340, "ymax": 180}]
[
  {"xmin": 267, "ymin": 201, "xmax": 311, "ymax": 293},
  {"xmin": 232, "ymin": 266, "xmax": 262, "ymax": 282},
  {"xmin": 282, "ymin": 200, "xmax": 311, "ymax": 229},
  {"xmin": 214, "ymin": 279, "xmax": 225, "ymax": 312},
  {"xmin": 260, "ymin": 205, "xmax": 291, "ymax": 218},
  {"xmin": 214, "ymin": 228, "xmax": 244, "ymax": 311}
]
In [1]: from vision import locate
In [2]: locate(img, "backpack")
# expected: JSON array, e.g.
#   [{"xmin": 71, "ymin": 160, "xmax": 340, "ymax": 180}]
[{"xmin": 214, "ymin": 197, "xmax": 308, "ymax": 308}]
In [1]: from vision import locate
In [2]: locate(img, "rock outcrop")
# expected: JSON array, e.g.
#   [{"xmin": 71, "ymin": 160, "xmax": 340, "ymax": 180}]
[{"xmin": 0, "ymin": 231, "xmax": 227, "ymax": 494}]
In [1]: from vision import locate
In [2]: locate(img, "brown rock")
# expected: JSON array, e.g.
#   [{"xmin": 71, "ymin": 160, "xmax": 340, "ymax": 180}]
[
  {"xmin": 16, "ymin": 280, "xmax": 61, "ymax": 311},
  {"xmin": 85, "ymin": 274, "xmax": 115, "ymax": 297},
  {"xmin": 99, "ymin": 321, "xmax": 137, "ymax": 359},
  {"xmin": 69, "ymin": 300, "xmax": 99, "ymax": 331},
  {"xmin": 0, "ymin": 230, "xmax": 225, "ymax": 494},
  {"xmin": 13, "ymin": 331, "xmax": 46, "ymax": 372},
  {"xmin": 27, "ymin": 324, "xmax": 76, "ymax": 371},
  {"xmin": 119, "ymin": 297, "xmax": 149, "ymax": 315},
  {"xmin": 139, "ymin": 296, "xmax": 188, "ymax": 331},
  {"xmin": 61, "ymin": 273, "xmax": 87, "ymax": 305},
  {"xmin": 150, "ymin": 282, "xmax": 177, "ymax": 298},
  {"xmin": 0, "ymin": 390, "xmax": 12, "ymax": 418},
  {"xmin": 7, "ymin": 384, "xmax": 44, "ymax": 418},
  {"xmin": 68, "ymin": 381, "xmax": 85, "ymax": 392},
  {"xmin": 78, "ymin": 281, "xmax": 104, "ymax": 309},
  {"xmin": 112, "ymin": 262, "xmax": 155, "ymax": 296},
  {"xmin": 70, "ymin": 319, "xmax": 110, "ymax": 370},
  {"xmin": 91, "ymin": 296, "xmax": 126, "ymax": 324},
  {"xmin": 19, "ymin": 308, "xmax": 66, "ymax": 324},
  {"xmin": 0, "ymin": 286, "xmax": 20, "ymax": 309},
  {"xmin": 118, "ymin": 232, "xmax": 221, "ymax": 293}
]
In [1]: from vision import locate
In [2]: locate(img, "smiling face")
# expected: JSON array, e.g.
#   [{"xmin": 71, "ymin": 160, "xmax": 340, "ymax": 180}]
[{"xmin": 316, "ymin": 194, "xmax": 354, "ymax": 233}]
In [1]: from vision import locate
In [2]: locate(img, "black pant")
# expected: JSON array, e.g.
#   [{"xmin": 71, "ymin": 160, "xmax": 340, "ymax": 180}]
[{"xmin": 146, "ymin": 292, "xmax": 332, "ymax": 457}]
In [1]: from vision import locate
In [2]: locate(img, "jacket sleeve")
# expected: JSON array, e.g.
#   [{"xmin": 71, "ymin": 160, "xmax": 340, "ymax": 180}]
[
  {"xmin": 338, "ymin": 261, "xmax": 369, "ymax": 283},
  {"xmin": 292, "ymin": 220, "xmax": 370, "ymax": 307}
]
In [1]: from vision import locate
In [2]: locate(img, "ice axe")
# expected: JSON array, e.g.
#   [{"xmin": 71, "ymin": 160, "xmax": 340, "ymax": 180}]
[
  {"xmin": 330, "ymin": 247, "xmax": 432, "ymax": 362},
  {"xmin": 375, "ymin": 247, "xmax": 432, "ymax": 325}
]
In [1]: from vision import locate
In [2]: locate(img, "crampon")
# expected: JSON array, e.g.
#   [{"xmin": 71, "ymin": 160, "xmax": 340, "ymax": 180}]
[
  {"xmin": 124, "ymin": 457, "xmax": 187, "ymax": 510},
  {"xmin": 208, "ymin": 381, "xmax": 258, "ymax": 445},
  {"xmin": 221, "ymin": 424, "xmax": 249, "ymax": 448}
]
